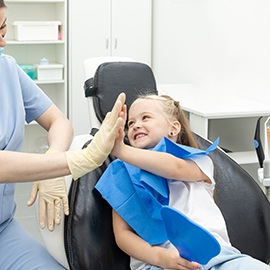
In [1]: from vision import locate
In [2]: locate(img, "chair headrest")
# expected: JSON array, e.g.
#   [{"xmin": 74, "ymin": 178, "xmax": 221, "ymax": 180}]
[{"xmin": 84, "ymin": 62, "xmax": 158, "ymax": 123}]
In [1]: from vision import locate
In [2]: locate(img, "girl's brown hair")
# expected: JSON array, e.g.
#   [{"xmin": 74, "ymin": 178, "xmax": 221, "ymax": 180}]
[{"xmin": 136, "ymin": 94, "xmax": 198, "ymax": 148}]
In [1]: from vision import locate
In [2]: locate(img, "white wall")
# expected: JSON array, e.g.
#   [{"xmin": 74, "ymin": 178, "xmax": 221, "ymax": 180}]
[{"xmin": 152, "ymin": 0, "xmax": 270, "ymax": 97}]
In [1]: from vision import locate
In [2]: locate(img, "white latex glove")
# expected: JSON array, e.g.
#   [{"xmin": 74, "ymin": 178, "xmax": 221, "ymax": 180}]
[
  {"xmin": 66, "ymin": 92, "xmax": 125, "ymax": 180},
  {"xmin": 27, "ymin": 149, "xmax": 69, "ymax": 231}
]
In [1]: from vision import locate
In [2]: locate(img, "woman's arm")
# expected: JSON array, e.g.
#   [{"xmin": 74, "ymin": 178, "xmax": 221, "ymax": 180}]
[
  {"xmin": 113, "ymin": 210, "xmax": 201, "ymax": 269},
  {"xmin": 0, "ymin": 150, "xmax": 70, "ymax": 183}
]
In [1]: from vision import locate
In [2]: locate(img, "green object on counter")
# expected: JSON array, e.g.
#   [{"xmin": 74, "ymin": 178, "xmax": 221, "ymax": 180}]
[{"xmin": 19, "ymin": 65, "xmax": 37, "ymax": 80}]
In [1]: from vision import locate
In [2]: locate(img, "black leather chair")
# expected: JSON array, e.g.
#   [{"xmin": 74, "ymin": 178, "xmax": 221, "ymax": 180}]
[{"xmin": 40, "ymin": 59, "xmax": 270, "ymax": 270}]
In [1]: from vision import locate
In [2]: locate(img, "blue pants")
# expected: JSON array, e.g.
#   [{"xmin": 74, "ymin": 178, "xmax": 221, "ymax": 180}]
[
  {"xmin": 201, "ymin": 245, "xmax": 270, "ymax": 270},
  {"xmin": 0, "ymin": 218, "xmax": 65, "ymax": 270},
  {"xmin": 142, "ymin": 246, "xmax": 270, "ymax": 270}
]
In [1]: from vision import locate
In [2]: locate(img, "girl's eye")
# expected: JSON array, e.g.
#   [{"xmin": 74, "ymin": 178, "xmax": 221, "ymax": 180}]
[
  {"xmin": 128, "ymin": 121, "xmax": 134, "ymax": 128},
  {"xmin": 142, "ymin": 115, "xmax": 150, "ymax": 120}
]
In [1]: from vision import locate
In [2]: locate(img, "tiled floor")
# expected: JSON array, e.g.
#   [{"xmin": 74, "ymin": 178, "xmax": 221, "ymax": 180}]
[{"xmin": 14, "ymin": 182, "xmax": 43, "ymax": 243}]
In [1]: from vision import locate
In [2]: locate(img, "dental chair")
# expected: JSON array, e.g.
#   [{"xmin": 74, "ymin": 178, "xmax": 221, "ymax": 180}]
[{"xmin": 38, "ymin": 58, "xmax": 270, "ymax": 270}]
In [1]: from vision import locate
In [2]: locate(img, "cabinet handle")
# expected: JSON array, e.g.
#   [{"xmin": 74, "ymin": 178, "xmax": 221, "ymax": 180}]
[
  {"xmin": 106, "ymin": 36, "xmax": 109, "ymax": 49},
  {"xmin": 114, "ymin": 37, "xmax": 117, "ymax": 49}
]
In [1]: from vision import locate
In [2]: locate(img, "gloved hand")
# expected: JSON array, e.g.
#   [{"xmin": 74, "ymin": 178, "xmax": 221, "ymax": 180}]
[
  {"xmin": 66, "ymin": 92, "xmax": 126, "ymax": 180},
  {"xmin": 27, "ymin": 148, "xmax": 69, "ymax": 231}
]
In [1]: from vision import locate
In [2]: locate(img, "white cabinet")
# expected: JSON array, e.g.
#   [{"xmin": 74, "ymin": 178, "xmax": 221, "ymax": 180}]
[
  {"xmin": 5, "ymin": 0, "xmax": 68, "ymax": 152},
  {"xmin": 69, "ymin": 0, "xmax": 152, "ymax": 135}
]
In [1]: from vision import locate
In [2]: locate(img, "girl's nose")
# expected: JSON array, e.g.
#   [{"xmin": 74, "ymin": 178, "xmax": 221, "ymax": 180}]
[{"xmin": 133, "ymin": 122, "xmax": 142, "ymax": 130}]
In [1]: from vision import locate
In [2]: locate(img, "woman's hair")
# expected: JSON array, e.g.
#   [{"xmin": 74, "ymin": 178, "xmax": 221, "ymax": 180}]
[
  {"xmin": 135, "ymin": 94, "xmax": 198, "ymax": 148},
  {"xmin": 0, "ymin": 0, "xmax": 6, "ymax": 8}
]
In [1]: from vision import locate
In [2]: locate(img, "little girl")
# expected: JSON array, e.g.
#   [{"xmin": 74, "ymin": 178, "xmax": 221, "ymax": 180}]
[{"xmin": 96, "ymin": 94, "xmax": 270, "ymax": 270}]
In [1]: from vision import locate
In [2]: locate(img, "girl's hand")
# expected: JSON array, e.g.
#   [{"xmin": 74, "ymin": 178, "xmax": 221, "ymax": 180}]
[{"xmin": 157, "ymin": 247, "xmax": 201, "ymax": 270}]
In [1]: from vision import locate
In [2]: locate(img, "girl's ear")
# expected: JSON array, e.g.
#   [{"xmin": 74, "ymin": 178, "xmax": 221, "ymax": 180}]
[{"xmin": 169, "ymin": 121, "xmax": 181, "ymax": 138}]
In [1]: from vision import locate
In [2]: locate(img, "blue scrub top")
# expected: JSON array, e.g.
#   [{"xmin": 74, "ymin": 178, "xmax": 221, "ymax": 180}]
[{"xmin": 0, "ymin": 54, "xmax": 52, "ymax": 230}]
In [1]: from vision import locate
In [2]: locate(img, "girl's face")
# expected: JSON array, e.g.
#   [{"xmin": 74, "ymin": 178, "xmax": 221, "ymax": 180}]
[
  {"xmin": 0, "ymin": 7, "xmax": 7, "ymax": 47},
  {"xmin": 127, "ymin": 99, "xmax": 176, "ymax": 149}
]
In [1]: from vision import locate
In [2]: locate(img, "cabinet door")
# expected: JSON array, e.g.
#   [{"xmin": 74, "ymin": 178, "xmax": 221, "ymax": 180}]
[
  {"xmin": 69, "ymin": 0, "xmax": 111, "ymax": 58},
  {"xmin": 111, "ymin": 0, "xmax": 152, "ymax": 65}
]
